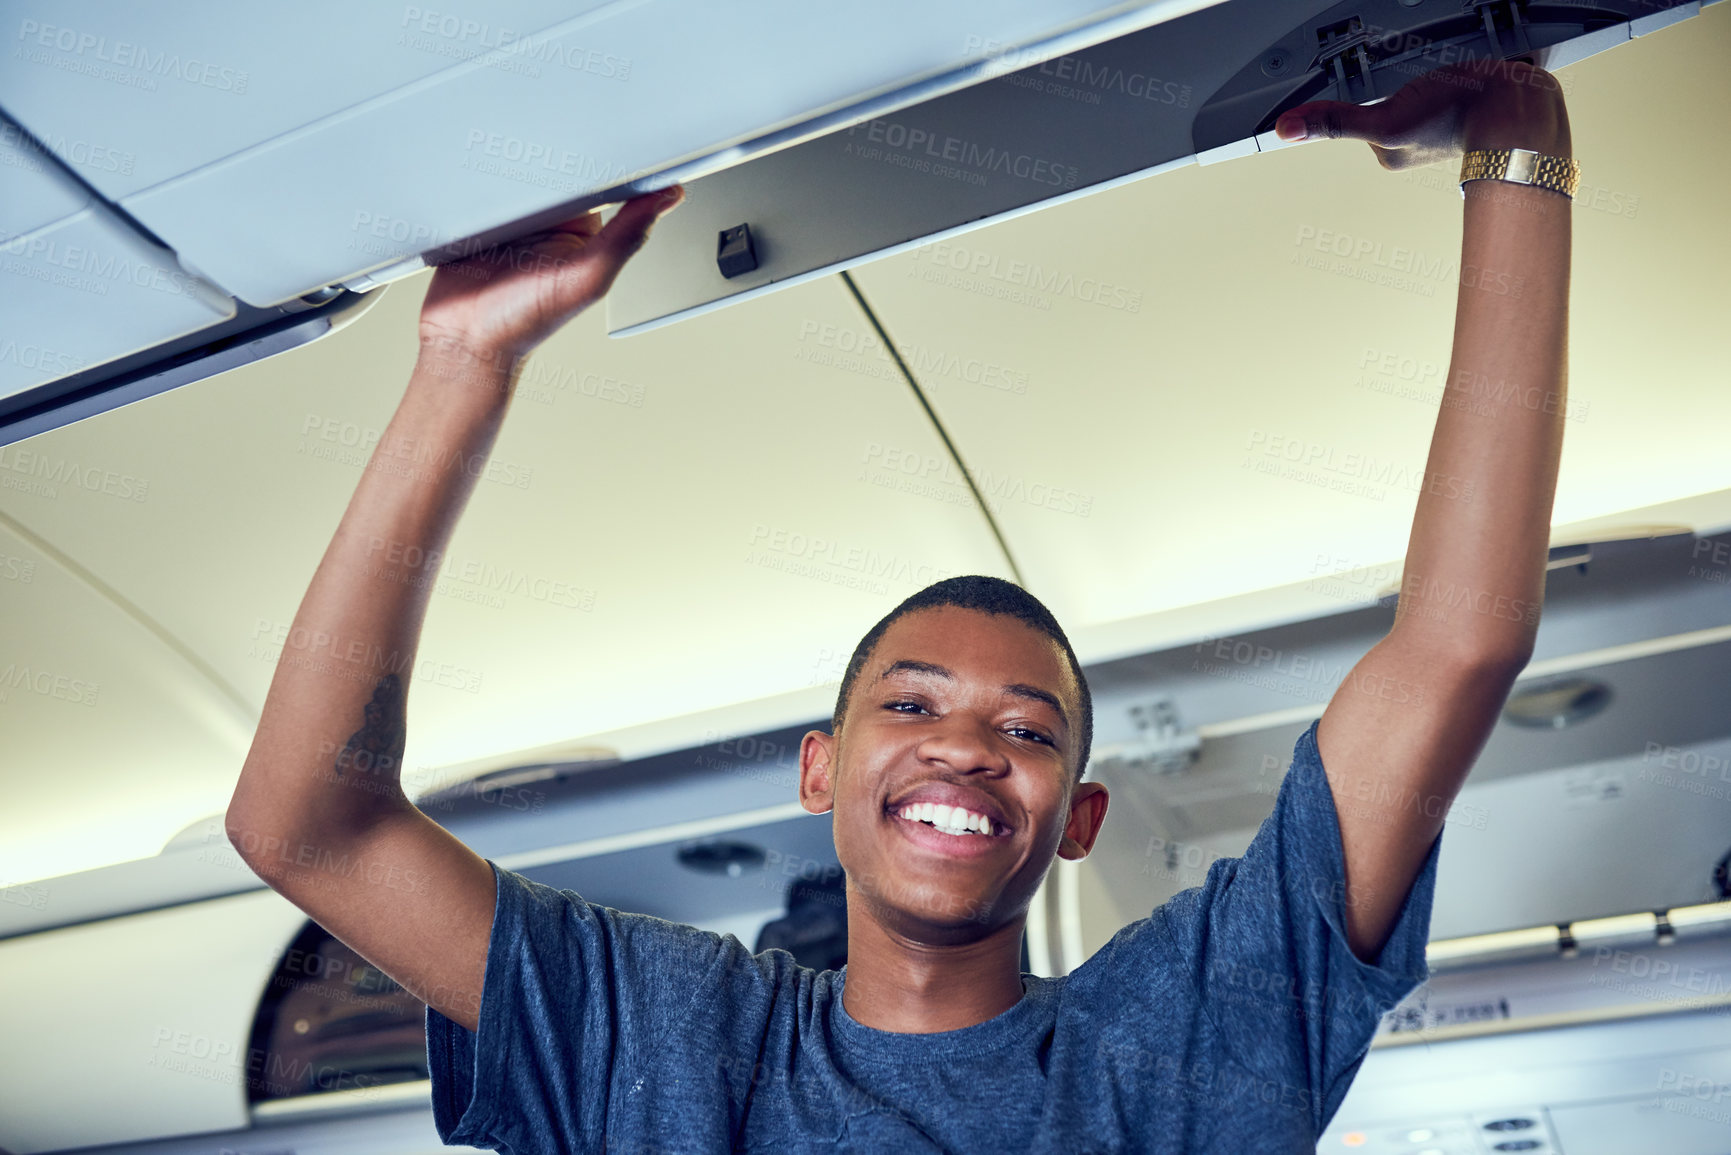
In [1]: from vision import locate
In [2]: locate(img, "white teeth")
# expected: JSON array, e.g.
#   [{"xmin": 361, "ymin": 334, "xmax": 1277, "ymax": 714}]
[{"xmin": 894, "ymin": 801, "xmax": 1001, "ymax": 837}]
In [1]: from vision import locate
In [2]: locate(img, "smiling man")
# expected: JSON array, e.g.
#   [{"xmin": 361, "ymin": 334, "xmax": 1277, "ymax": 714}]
[{"xmin": 228, "ymin": 55, "xmax": 1574, "ymax": 1153}]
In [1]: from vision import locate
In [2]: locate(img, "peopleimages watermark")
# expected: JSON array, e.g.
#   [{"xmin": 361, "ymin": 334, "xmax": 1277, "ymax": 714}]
[
  {"xmin": 1400, "ymin": 162, "xmax": 1637, "ymax": 219},
  {"xmin": 364, "ymin": 534, "xmax": 597, "ymax": 613},
  {"xmin": 1095, "ymin": 1042, "xmax": 1315, "ymax": 1120},
  {"xmin": 0, "ymin": 335, "xmax": 86, "ymax": 382},
  {"xmin": 744, "ymin": 523, "xmax": 954, "ymax": 597},
  {"xmin": 1292, "ymin": 223, "xmax": 1454, "ymax": 299},
  {"xmin": 794, "ymin": 319, "xmax": 1029, "ymax": 397},
  {"xmin": 246, "ymin": 618, "xmax": 484, "ymax": 695},
  {"xmin": 1304, "ymin": 552, "xmax": 1398, "ymax": 611},
  {"xmin": 905, "ymin": 241, "xmax": 1144, "ymax": 315},
  {"xmin": 1593, "ymin": 945, "xmax": 1731, "ymax": 998},
  {"xmin": 348, "ymin": 209, "xmax": 466, "ymax": 263},
  {"xmin": 297, "ymin": 412, "xmax": 534, "ymax": 490},
  {"xmin": 961, "ymin": 35, "xmax": 1193, "ymax": 108},
  {"xmin": 842, "ymin": 117, "xmax": 1079, "ymax": 190},
  {"xmin": 1660, "ymin": 1078, "xmax": 1731, "ymax": 1128},
  {"xmin": 514, "ymin": 359, "xmax": 646, "ymax": 408},
  {"xmin": 1194, "ymin": 634, "xmax": 1428, "ymax": 709},
  {"xmin": 1688, "ymin": 537, "xmax": 1731, "ymax": 589},
  {"xmin": 15, "ymin": 19, "xmax": 250, "ymax": 93},
  {"xmin": 459, "ymin": 128, "xmax": 640, "ymax": 197},
  {"xmin": 1259, "ymin": 757, "xmax": 1497, "ymax": 835},
  {"xmin": 805, "ymin": 646, "xmax": 850, "ymax": 690},
  {"xmin": 0, "ymin": 229, "xmax": 213, "ymax": 302},
  {"xmin": 148, "ymin": 1025, "xmax": 397, "ymax": 1100},
  {"xmin": 398, "ymin": 6, "xmax": 632, "ymax": 80},
  {"xmin": 1657, "ymin": 1061, "xmax": 1731, "ymax": 1128},
  {"xmin": 1397, "ymin": 570, "xmax": 1540, "ymax": 628},
  {"xmin": 1254, "ymin": 751, "xmax": 1490, "ymax": 831},
  {"xmin": 1139, "ymin": 834, "xmax": 1230, "ymax": 883},
  {"xmin": 222, "ymin": 829, "xmax": 433, "ymax": 897},
  {"xmin": 1242, "ymin": 428, "xmax": 1475, "ymax": 505},
  {"xmin": 0, "ymin": 118, "xmax": 134, "ymax": 178},
  {"xmin": 1352, "ymin": 346, "xmax": 1590, "ymax": 424},
  {"xmin": 0, "ymin": 663, "xmax": 101, "ymax": 708},
  {"xmin": 1636, "ymin": 741, "xmax": 1731, "ymax": 803},
  {"xmin": 859, "ymin": 441, "xmax": 1094, "ymax": 519},
  {"xmin": 692, "ymin": 729, "xmax": 800, "ymax": 789}
]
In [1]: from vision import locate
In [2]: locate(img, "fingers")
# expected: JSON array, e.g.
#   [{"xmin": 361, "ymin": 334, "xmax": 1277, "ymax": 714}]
[
  {"xmin": 522, "ymin": 185, "xmax": 682, "ymax": 261},
  {"xmin": 545, "ymin": 211, "xmax": 606, "ymax": 240},
  {"xmin": 522, "ymin": 186, "xmax": 682, "ymax": 326},
  {"xmin": 592, "ymin": 185, "xmax": 685, "ymax": 267},
  {"xmin": 1275, "ymin": 100, "xmax": 1387, "ymax": 143}
]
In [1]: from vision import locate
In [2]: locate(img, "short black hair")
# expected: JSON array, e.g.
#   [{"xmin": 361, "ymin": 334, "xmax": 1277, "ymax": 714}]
[{"xmin": 831, "ymin": 575, "xmax": 1093, "ymax": 780}]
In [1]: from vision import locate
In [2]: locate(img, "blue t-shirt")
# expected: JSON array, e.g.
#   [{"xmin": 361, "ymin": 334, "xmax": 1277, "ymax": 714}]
[{"xmin": 427, "ymin": 720, "xmax": 1439, "ymax": 1153}]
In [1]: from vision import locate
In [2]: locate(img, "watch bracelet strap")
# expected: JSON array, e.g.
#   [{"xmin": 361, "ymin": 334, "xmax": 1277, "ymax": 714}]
[{"xmin": 1459, "ymin": 148, "xmax": 1580, "ymax": 199}]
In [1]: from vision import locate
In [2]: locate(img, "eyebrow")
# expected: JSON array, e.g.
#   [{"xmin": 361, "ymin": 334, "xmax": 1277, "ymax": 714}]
[{"xmin": 877, "ymin": 660, "xmax": 1069, "ymax": 726}]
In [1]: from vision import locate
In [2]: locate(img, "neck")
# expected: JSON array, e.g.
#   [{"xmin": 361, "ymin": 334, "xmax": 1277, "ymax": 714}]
[{"xmin": 839, "ymin": 900, "xmax": 1029, "ymax": 1033}]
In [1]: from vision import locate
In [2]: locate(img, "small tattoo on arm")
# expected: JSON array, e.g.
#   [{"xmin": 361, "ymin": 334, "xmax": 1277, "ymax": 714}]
[{"xmin": 333, "ymin": 674, "xmax": 405, "ymax": 780}]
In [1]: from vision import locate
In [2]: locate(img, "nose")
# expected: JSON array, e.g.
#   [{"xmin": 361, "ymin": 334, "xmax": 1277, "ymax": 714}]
[{"xmin": 915, "ymin": 711, "xmax": 1011, "ymax": 776}]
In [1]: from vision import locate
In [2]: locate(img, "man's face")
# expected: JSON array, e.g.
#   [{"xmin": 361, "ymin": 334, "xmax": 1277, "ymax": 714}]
[{"xmin": 798, "ymin": 606, "xmax": 1108, "ymax": 944}]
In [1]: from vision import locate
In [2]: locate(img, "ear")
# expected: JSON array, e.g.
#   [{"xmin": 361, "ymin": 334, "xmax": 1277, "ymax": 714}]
[
  {"xmin": 1056, "ymin": 782, "xmax": 1110, "ymax": 861},
  {"xmin": 798, "ymin": 729, "xmax": 838, "ymax": 815}
]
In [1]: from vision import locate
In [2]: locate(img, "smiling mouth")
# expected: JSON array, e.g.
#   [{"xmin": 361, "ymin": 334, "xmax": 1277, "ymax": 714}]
[{"xmin": 891, "ymin": 802, "xmax": 1005, "ymax": 839}]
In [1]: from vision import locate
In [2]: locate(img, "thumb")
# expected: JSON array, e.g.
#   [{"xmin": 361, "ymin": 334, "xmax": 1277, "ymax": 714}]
[
  {"xmin": 1274, "ymin": 100, "xmax": 1386, "ymax": 143},
  {"xmin": 593, "ymin": 185, "xmax": 684, "ymax": 267}
]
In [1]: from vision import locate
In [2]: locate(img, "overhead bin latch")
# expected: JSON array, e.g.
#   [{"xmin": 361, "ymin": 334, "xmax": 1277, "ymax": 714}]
[
  {"xmin": 717, "ymin": 223, "xmax": 759, "ymax": 279},
  {"xmin": 1192, "ymin": 0, "xmax": 1653, "ymax": 157},
  {"xmin": 1089, "ymin": 697, "xmax": 1201, "ymax": 778},
  {"xmin": 1466, "ymin": 0, "xmax": 1536, "ymax": 61},
  {"xmin": 1314, "ymin": 14, "xmax": 1381, "ymax": 104},
  {"xmin": 338, "ymin": 254, "xmax": 427, "ymax": 294}
]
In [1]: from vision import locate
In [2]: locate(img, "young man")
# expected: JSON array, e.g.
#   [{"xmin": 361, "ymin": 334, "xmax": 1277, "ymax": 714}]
[{"xmin": 228, "ymin": 56, "xmax": 1573, "ymax": 1152}]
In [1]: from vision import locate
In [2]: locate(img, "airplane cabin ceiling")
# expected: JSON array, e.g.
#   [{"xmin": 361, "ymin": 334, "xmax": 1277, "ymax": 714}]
[{"xmin": 0, "ymin": 4, "xmax": 1726, "ymax": 889}]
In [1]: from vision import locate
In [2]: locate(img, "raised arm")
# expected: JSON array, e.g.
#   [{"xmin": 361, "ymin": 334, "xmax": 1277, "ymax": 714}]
[
  {"xmin": 225, "ymin": 187, "xmax": 683, "ymax": 1031},
  {"xmin": 1274, "ymin": 60, "xmax": 1572, "ymax": 960}
]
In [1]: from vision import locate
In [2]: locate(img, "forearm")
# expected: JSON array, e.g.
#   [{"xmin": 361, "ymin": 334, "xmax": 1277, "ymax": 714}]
[
  {"xmin": 228, "ymin": 340, "xmax": 520, "ymax": 856},
  {"xmin": 1393, "ymin": 177, "xmax": 1570, "ymax": 666}
]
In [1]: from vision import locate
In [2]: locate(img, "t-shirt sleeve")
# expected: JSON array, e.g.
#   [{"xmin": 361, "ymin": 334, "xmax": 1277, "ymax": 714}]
[
  {"xmin": 424, "ymin": 859, "xmax": 744, "ymax": 1151},
  {"xmin": 1150, "ymin": 719, "xmax": 1440, "ymax": 1131}
]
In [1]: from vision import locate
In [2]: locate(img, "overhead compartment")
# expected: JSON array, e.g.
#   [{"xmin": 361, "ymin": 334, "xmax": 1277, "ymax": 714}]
[
  {"xmin": 0, "ymin": 112, "xmax": 235, "ymax": 401},
  {"xmin": 1078, "ymin": 533, "xmax": 1731, "ymax": 941},
  {"xmin": 0, "ymin": 888, "xmax": 308, "ymax": 1153},
  {"xmin": 0, "ymin": 0, "xmax": 1224, "ymax": 444},
  {"xmin": 1323, "ymin": 903, "xmax": 1731, "ymax": 1153},
  {"xmin": 604, "ymin": 0, "xmax": 1709, "ymax": 333},
  {"xmin": 0, "ymin": 0, "xmax": 1227, "ymax": 309},
  {"xmin": 0, "ymin": 107, "xmax": 377, "ymax": 448},
  {"xmin": 0, "ymin": 726, "xmax": 828, "ymax": 1152},
  {"xmin": 0, "ymin": 0, "xmax": 1710, "ymax": 442}
]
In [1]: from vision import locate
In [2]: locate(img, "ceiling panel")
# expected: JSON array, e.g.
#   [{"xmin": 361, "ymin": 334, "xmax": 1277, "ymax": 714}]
[
  {"xmin": 2, "ymin": 6, "xmax": 1725, "ymax": 891},
  {"xmin": 0, "ymin": 270, "xmax": 1011, "ymax": 885},
  {"xmin": 845, "ymin": 4, "xmax": 1731, "ymax": 642},
  {"xmin": 0, "ymin": 518, "xmax": 253, "ymax": 885}
]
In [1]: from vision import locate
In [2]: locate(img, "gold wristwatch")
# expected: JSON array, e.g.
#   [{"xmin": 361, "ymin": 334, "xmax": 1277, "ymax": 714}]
[{"xmin": 1458, "ymin": 148, "xmax": 1580, "ymax": 200}]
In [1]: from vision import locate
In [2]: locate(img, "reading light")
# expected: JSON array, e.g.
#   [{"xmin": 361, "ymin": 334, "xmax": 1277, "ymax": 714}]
[
  {"xmin": 676, "ymin": 840, "xmax": 767, "ymax": 878},
  {"xmin": 1501, "ymin": 678, "xmax": 1612, "ymax": 730}
]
